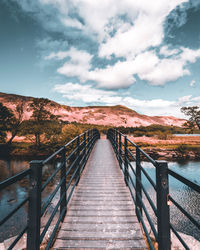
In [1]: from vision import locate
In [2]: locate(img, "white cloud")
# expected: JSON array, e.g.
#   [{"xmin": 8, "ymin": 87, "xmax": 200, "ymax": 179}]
[
  {"xmin": 57, "ymin": 48, "xmax": 93, "ymax": 81},
  {"xmin": 189, "ymin": 80, "xmax": 196, "ymax": 87},
  {"xmin": 122, "ymin": 95, "xmax": 200, "ymax": 117},
  {"xmin": 159, "ymin": 45, "xmax": 179, "ymax": 57},
  {"xmin": 18, "ymin": 0, "xmax": 199, "ymax": 89},
  {"xmin": 98, "ymin": 0, "xmax": 187, "ymax": 58},
  {"xmin": 36, "ymin": 0, "xmax": 188, "ymax": 60},
  {"xmin": 61, "ymin": 17, "xmax": 84, "ymax": 29},
  {"xmin": 99, "ymin": 13, "xmax": 163, "ymax": 59},
  {"xmin": 45, "ymin": 51, "xmax": 69, "ymax": 60},
  {"xmin": 55, "ymin": 46, "xmax": 200, "ymax": 89},
  {"xmin": 140, "ymin": 47, "xmax": 200, "ymax": 85},
  {"xmin": 53, "ymin": 82, "xmax": 200, "ymax": 118},
  {"xmin": 53, "ymin": 82, "xmax": 122, "ymax": 104},
  {"xmin": 87, "ymin": 60, "xmax": 136, "ymax": 89},
  {"xmin": 180, "ymin": 47, "xmax": 200, "ymax": 63},
  {"xmin": 178, "ymin": 95, "xmax": 192, "ymax": 104},
  {"xmin": 178, "ymin": 95, "xmax": 200, "ymax": 106}
]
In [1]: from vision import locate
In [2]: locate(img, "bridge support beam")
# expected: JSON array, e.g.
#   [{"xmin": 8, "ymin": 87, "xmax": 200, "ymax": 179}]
[{"xmin": 156, "ymin": 161, "xmax": 171, "ymax": 250}]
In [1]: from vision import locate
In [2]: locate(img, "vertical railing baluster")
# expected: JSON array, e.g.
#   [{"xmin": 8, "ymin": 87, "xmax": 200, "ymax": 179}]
[
  {"xmin": 27, "ymin": 160, "xmax": 43, "ymax": 250},
  {"xmin": 83, "ymin": 132, "xmax": 86, "ymax": 165},
  {"xmin": 115, "ymin": 130, "xmax": 118, "ymax": 157},
  {"xmin": 156, "ymin": 161, "xmax": 171, "ymax": 250},
  {"xmin": 60, "ymin": 147, "xmax": 67, "ymax": 221},
  {"xmin": 76, "ymin": 135, "xmax": 80, "ymax": 185},
  {"xmin": 88, "ymin": 130, "xmax": 90, "ymax": 154},
  {"xmin": 136, "ymin": 146, "xmax": 142, "ymax": 221},
  {"xmin": 124, "ymin": 136, "xmax": 128, "ymax": 185},
  {"xmin": 119, "ymin": 133, "xmax": 122, "ymax": 169}
]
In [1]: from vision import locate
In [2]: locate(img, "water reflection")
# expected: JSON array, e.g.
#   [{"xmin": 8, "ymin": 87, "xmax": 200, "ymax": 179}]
[
  {"xmin": 137, "ymin": 161, "xmax": 200, "ymax": 241},
  {"xmin": 0, "ymin": 158, "xmax": 61, "ymax": 242},
  {"xmin": 0, "ymin": 159, "xmax": 29, "ymax": 181}
]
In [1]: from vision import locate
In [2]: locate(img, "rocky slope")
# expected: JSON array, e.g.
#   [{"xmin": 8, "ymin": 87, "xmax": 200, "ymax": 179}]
[{"xmin": 0, "ymin": 92, "xmax": 186, "ymax": 127}]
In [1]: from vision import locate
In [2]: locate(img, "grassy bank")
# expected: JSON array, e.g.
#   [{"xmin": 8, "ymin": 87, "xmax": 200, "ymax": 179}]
[{"xmin": 128, "ymin": 135, "xmax": 200, "ymax": 161}]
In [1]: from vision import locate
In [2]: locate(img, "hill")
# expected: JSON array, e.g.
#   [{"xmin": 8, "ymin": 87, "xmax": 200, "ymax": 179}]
[{"xmin": 0, "ymin": 92, "xmax": 186, "ymax": 127}]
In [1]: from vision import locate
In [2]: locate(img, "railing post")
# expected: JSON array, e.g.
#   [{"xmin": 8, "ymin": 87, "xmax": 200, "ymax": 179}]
[
  {"xmin": 60, "ymin": 147, "xmax": 67, "ymax": 221},
  {"xmin": 124, "ymin": 136, "xmax": 129, "ymax": 186},
  {"xmin": 156, "ymin": 161, "xmax": 171, "ymax": 250},
  {"xmin": 119, "ymin": 133, "xmax": 122, "ymax": 169},
  {"xmin": 27, "ymin": 160, "xmax": 43, "ymax": 250},
  {"xmin": 76, "ymin": 135, "xmax": 80, "ymax": 185},
  {"xmin": 136, "ymin": 146, "xmax": 142, "ymax": 221},
  {"xmin": 83, "ymin": 132, "xmax": 86, "ymax": 164},
  {"xmin": 88, "ymin": 130, "xmax": 90, "ymax": 153},
  {"xmin": 116, "ymin": 131, "xmax": 118, "ymax": 158}
]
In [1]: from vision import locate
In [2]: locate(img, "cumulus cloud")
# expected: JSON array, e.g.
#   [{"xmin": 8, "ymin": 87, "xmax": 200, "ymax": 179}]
[
  {"xmin": 62, "ymin": 18, "xmax": 84, "ymax": 29},
  {"xmin": 53, "ymin": 82, "xmax": 200, "ymax": 117},
  {"xmin": 189, "ymin": 80, "xmax": 196, "ymax": 87},
  {"xmin": 98, "ymin": 0, "xmax": 187, "ymax": 58},
  {"xmin": 56, "ymin": 48, "xmax": 93, "ymax": 81},
  {"xmin": 45, "ymin": 51, "xmax": 69, "ymax": 60},
  {"xmin": 56, "ymin": 47, "xmax": 200, "ymax": 88},
  {"xmin": 178, "ymin": 95, "xmax": 200, "ymax": 106},
  {"xmin": 17, "ymin": 0, "xmax": 200, "ymax": 89},
  {"xmin": 14, "ymin": 0, "xmax": 200, "ymax": 111},
  {"xmin": 159, "ymin": 45, "xmax": 179, "ymax": 56},
  {"xmin": 53, "ymin": 82, "xmax": 122, "ymax": 104},
  {"xmin": 141, "ymin": 47, "xmax": 200, "ymax": 85}
]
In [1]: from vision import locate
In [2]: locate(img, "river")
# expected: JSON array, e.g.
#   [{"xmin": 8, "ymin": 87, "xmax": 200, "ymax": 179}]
[
  {"xmin": 0, "ymin": 158, "xmax": 60, "ymax": 242},
  {"xmin": 140, "ymin": 161, "xmax": 200, "ymax": 241},
  {"xmin": 0, "ymin": 159, "xmax": 200, "ymax": 242}
]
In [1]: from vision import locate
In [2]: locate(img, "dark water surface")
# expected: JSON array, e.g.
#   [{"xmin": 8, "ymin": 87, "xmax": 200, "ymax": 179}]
[
  {"xmin": 0, "ymin": 158, "xmax": 60, "ymax": 242},
  {"xmin": 139, "ymin": 161, "xmax": 200, "ymax": 241},
  {"xmin": 0, "ymin": 159, "xmax": 200, "ymax": 242}
]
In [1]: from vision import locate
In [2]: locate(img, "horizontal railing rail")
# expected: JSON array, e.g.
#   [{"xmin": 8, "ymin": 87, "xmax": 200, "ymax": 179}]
[
  {"xmin": 107, "ymin": 128, "xmax": 200, "ymax": 250},
  {"xmin": 0, "ymin": 128, "xmax": 100, "ymax": 250}
]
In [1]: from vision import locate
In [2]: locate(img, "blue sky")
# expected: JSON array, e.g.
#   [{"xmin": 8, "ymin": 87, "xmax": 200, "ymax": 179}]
[{"xmin": 0, "ymin": 0, "xmax": 200, "ymax": 118}]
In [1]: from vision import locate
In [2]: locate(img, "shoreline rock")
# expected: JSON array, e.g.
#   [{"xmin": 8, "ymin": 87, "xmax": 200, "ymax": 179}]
[{"xmin": 141, "ymin": 148, "xmax": 200, "ymax": 162}]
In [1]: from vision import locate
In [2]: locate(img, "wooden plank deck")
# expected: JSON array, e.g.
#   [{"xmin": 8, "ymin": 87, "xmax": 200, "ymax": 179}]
[{"xmin": 53, "ymin": 139, "xmax": 147, "ymax": 249}]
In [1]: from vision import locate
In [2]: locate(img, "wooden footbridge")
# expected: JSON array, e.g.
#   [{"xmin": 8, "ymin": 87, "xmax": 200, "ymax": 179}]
[{"xmin": 1, "ymin": 129, "xmax": 200, "ymax": 250}]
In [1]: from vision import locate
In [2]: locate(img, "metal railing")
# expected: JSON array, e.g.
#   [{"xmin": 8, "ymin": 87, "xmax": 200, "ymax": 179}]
[
  {"xmin": 0, "ymin": 128, "xmax": 100, "ymax": 250},
  {"xmin": 107, "ymin": 128, "xmax": 200, "ymax": 250}
]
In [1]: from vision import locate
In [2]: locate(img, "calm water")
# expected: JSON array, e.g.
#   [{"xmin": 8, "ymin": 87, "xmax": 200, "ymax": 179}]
[
  {"xmin": 174, "ymin": 134, "xmax": 200, "ymax": 136},
  {"xmin": 0, "ymin": 159, "xmax": 200, "ymax": 242},
  {"xmin": 139, "ymin": 161, "xmax": 200, "ymax": 241},
  {"xmin": 0, "ymin": 158, "xmax": 60, "ymax": 242}
]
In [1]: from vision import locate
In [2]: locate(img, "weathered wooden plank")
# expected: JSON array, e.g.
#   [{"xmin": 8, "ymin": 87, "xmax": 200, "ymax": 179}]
[
  {"xmin": 60, "ymin": 222, "xmax": 141, "ymax": 231},
  {"xmin": 56, "ymin": 230, "xmax": 144, "ymax": 240},
  {"xmin": 68, "ymin": 205, "xmax": 134, "ymax": 210},
  {"xmin": 63, "ymin": 216, "xmax": 138, "ymax": 224},
  {"xmin": 53, "ymin": 239, "xmax": 147, "ymax": 249}
]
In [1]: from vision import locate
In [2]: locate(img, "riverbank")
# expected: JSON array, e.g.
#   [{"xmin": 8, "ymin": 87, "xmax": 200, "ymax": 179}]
[
  {"xmin": 129, "ymin": 135, "xmax": 200, "ymax": 161},
  {"xmin": 1, "ymin": 135, "xmax": 200, "ymax": 161},
  {"xmin": 0, "ymin": 142, "xmax": 58, "ymax": 160}
]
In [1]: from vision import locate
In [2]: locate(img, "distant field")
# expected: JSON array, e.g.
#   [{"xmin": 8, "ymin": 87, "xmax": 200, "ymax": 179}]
[{"xmin": 129, "ymin": 135, "xmax": 200, "ymax": 147}]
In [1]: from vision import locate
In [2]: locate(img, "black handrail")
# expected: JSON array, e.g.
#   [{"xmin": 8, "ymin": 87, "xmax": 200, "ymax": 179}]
[
  {"xmin": 107, "ymin": 128, "xmax": 200, "ymax": 250},
  {"xmin": 0, "ymin": 128, "xmax": 100, "ymax": 250}
]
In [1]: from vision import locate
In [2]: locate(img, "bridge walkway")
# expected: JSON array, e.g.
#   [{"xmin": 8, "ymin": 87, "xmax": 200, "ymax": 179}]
[{"xmin": 53, "ymin": 139, "xmax": 147, "ymax": 249}]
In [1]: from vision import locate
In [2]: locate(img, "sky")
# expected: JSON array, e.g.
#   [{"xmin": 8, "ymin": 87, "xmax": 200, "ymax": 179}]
[{"xmin": 0, "ymin": 0, "xmax": 200, "ymax": 118}]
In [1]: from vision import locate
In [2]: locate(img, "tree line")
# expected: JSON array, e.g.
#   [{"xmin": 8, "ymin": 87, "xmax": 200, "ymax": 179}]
[
  {"xmin": 0, "ymin": 98, "xmax": 200, "ymax": 152},
  {"xmin": 0, "ymin": 98, "xmax": 109, "ymax": 153}
]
